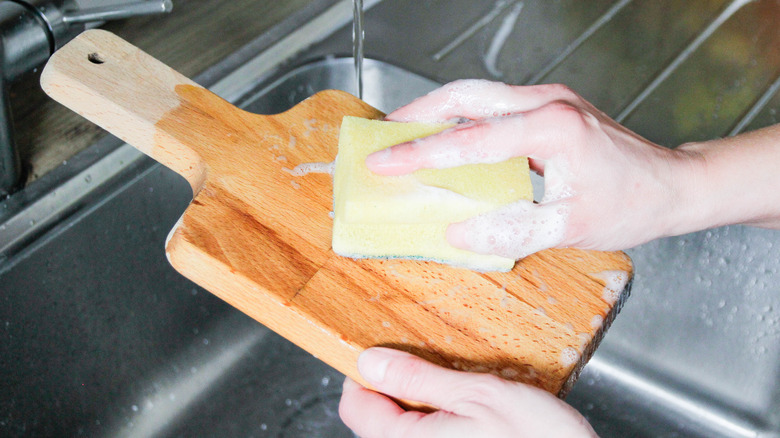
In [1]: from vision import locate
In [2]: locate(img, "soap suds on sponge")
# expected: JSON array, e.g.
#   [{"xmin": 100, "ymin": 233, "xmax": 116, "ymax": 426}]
[{"xmin": 331, "ymin": 116, "xmax": 533, "ymax": 272}]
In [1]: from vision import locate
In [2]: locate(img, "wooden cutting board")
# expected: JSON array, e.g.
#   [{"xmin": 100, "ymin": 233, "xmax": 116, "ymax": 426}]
[{"xmin": 41, "ymin": 30, "xmax": 633, "ymax": 398}]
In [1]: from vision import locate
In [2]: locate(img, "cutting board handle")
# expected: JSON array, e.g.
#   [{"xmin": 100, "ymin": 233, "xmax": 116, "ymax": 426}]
[{"xmin": 41, "ymin": 29, "xmax": 209, "ymax": 193}]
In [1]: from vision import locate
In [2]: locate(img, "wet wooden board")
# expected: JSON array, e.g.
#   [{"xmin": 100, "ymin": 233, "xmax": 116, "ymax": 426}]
[{"xmin": 41, "ymin": 30, "xmax": 633, "ymax": 399}]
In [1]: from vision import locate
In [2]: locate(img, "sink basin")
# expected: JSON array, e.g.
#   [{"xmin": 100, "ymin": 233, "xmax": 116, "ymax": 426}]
[{"xmin": 2, "ymin": 0, "xmax": 780, "ymax": 436}]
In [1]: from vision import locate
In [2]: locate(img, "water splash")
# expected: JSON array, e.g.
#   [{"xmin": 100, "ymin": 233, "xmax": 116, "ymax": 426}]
[
  {"xmin": 483, "ymin": 1, "xmax": 524, "ymax": 78},
  {"xmin": 432, "ymin": 0, "xmax": 515, "ymax": 62}
]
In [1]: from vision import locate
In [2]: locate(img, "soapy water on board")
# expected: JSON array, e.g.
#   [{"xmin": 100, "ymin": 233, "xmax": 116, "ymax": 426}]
[
  {"xmin": 589, "ymin": 270, "xmax": 630, "ymax": 305},
  {"xmin": 283, "ymin": 161, "xmax": 335, "ymax": 177}
]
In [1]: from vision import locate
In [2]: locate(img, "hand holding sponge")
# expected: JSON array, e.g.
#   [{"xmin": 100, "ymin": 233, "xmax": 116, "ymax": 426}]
[{"xmin": 332, "ymin": 116, "xmax": 533, "ymax": 272}]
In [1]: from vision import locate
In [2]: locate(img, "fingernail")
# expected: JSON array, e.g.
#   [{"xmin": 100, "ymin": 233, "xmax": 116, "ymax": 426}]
[
  {"xmin": 446, "ymin": 222, "xmax": 471, "ymax": 251},
  {"xmin": 365, "ymin": 147, "xmax": 392, "ymax": 171},
  {"xmin": 342, "ymin": 377, "xmax": 360, "ymax": 392},
  {"xmin": 366, "ymin": 143, "xmax": 421, "ymax": 176},
  {"xmin": 366, "ymin": 147, "xmax": 401, "ymax": 175},
  {"xmin": 357, "ymin": 348, "xmax": 399, "ymax": 385}
]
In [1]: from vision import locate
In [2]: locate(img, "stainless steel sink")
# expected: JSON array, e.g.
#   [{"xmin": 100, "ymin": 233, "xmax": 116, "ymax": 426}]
[
  {"xmin": 2, "ymin": 0, "xmax": 780, "ymax": 437},
  {"xmin": 0, "ymin": 57, "xmax": 430, "ymax": 438}
]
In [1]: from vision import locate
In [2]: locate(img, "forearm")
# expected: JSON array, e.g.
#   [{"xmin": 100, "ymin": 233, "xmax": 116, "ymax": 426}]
[{"xmin": 670, "ymin": 124, "xmax": 780, "ymax": 235}]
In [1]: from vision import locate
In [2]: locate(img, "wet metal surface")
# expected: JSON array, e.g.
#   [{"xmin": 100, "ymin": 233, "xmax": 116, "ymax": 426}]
[
  {"xmin": 0, "ymin": 59, "xmax": 435, "ymax": 438},
  {"xmin": 2, "ymin": 1, "xmax": 780, "ymax": 436}
]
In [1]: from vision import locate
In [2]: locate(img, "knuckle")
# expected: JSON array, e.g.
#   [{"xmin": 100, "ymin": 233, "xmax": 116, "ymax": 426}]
[
  {"xmin": 456, "ymin": 119, "xmax": 491, "ymax": 141},
  {"xmin": 540, "ymin": 83, "xmax": 580, "ymax": 101},
  {"xmin": 449, "ymin": 372, "xmax": 509, "ymax": 407},
  {"xmin": 390, "ymin": 411, "xmax": 427, "ymax": 438},
  {"xmin": 538, "ymin": 101, "xmax": 591, "ymax": 134},
  {"xmin": 385, "ymin": 355, "xmax": 430, "ymax": 394}
]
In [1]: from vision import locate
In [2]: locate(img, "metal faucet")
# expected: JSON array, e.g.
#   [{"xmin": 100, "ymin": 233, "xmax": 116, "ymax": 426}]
[{"xmin": 0, "ymin": 0, "xmax": 172, "ymax": 197}]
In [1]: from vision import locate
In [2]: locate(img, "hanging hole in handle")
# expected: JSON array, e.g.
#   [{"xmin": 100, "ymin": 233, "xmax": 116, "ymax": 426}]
[{"xmin": 88, "ymin": 53, "xmax": 105, "ymax": 64}]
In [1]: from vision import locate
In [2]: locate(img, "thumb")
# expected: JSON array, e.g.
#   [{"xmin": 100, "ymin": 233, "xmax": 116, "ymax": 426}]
[
  {"xmin": 358, "ymin": 348, "xmax": 474, "ymax": 410},
  {"xmin": 446, "ymin": 200, "xmax": 570, "ymax": 260}
]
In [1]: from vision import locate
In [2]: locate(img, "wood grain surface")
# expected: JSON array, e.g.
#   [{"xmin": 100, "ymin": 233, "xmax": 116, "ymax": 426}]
[{"xmin": 41, "ymin": 30, "xmax": 633, "ymax": 400}]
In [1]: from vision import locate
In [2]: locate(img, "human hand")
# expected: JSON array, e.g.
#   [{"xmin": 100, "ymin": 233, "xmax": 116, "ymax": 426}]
[
  {"xmin": 367, "ymin": 80, "xmax": 698, "ymax": 259},
  {"xmin": 338, "ymin": 347, "xmax": 598, "ymax": 438}
]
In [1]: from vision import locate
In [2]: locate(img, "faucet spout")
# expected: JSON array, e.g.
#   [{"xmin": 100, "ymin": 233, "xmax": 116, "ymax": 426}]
[
  {"xmin": 0, "ymin": 0, "xmax": 49, "ymax": 196},
  {"xmin": 0, "ymin": 0, "xmax": 173, "ymax": 197},
  {"xmin": 0, "ymin": 71, "xmax": 21, "ymax": 197}
]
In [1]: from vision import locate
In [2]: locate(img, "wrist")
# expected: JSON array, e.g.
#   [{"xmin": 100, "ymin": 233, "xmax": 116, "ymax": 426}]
[
  {"xmin": 655, "ymin": 142, "xmax": 712, "ymax": 238},
  {"xmin": 663, "ymin": 133, "xmax": 780, "ymax": 235}
]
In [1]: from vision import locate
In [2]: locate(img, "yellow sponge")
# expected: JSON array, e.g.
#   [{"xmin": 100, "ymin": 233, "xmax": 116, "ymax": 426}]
[{"xmin": 332, "ymin": 116, "xmax": 533, "ymax": 272}]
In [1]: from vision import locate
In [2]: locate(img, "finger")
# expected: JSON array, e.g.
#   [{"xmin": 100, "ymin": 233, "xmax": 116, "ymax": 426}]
[
  {"xmin": 339, "ymin": 377, "xmax": 411, "ymax": 433},
  {"xmin": 385, "ymin": 80, "xmax": 581, "ymax": 123},
  {"xmin": 367, "ymin": 116, "xmax": 530, "ymax": 176},
  {"xmin": 368, "ymin": 101, "xmax": 579, "ymax": 176},
  {"xmin": 339, "ymin": 376, "xmax": 428, "ymax": 438},
  {"xmin": 446, "ymin": 200, "xmax": 570, "ymax": 259}
]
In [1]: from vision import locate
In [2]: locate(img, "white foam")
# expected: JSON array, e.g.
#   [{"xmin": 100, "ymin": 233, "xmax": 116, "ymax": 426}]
[
  {"xmin": 283, "ymin": 161, "xmax": 335, "ymax": 177},
  {"xmin": 393, "ymin": 79, "xmax": 524, "ymax": 123},
  {"xmin": 540, "ymin": 159, "xmax": 574, "ymax": 203},
  {"xmin": 560, "ymin": 346, "xmax": 580, "ymax": 367},
  {"xmin": 452, "ymin": 200, "xmax": 569, "ymax": 259},
  {"xmin": 577, "ymin": 332, "xmax": 593, "ymax": 349},
  {"xmin": 590, "ymin": 270, "xmax": 629, "ymax": 304},
  {"xmin": 500, "ymin": 367, "xmax": 520, "ymax": 379},
  {"xmin": 303, "ymin": 118, "xmax": 318, "ymax": 137}
]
